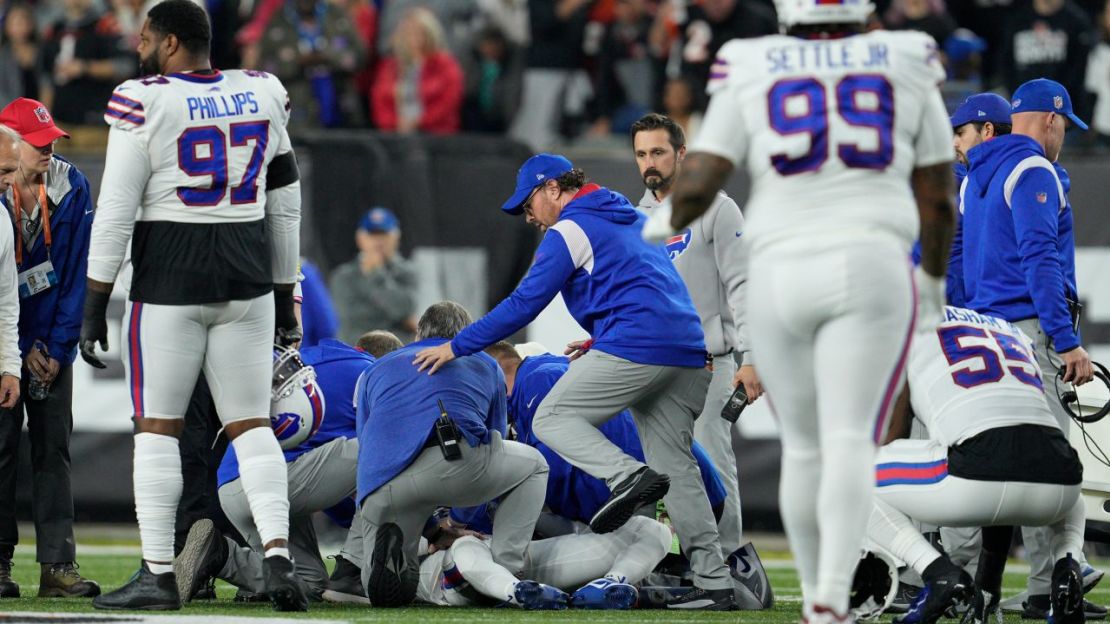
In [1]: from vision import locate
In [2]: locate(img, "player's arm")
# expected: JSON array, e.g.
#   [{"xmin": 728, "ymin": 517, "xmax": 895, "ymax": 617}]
[
  {"xmin": 910, "ymin": 85, "xmax": 956, "ymax": 327},
  {"xmin": 671, "ymin": 153, "xmax": 734, "ymax": 231},
  {"xmin": 81, "ymin": 125, "xmax": 151, "ymax": 368},
  {"xmin": 266, "ymin": 125, "xmax": 302, "ymax": 347}
]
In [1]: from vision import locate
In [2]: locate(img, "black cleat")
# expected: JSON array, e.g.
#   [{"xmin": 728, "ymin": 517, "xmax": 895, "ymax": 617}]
[
  {"xmin": 1024, "ymin": 594, "xmax": 1106, "ymax": 620},
  {"xmin": 192, "ymin": 578, "xmax": 217, "ymax": 600},
  {"xmin": 174, "ymin": 519, "xmax": 228, "ymax": 602},
  {"xmin": 92, "ymin": 561, "xmax": 181, "ymax": 610},
  {"xmin": 321, "ymin": 555, "xmax": 369, "ymax": 605},
  {"xmin": 366, "ymin": 522, "xmax": 416, "ymax": 607},
  {"xmin": 234, "ymin": 587, "xmax": 269, "ymax": 602},
  {"xmin": 960, "ymin": 588, "xmax": 1001, "ymax": 624},
  {"xmin": 263, "ymin": 555, "xmax": 308, "ymax": 612},
  {"xmin": 894, "ymin": 558, "xmax": 973, "ymax": 624},
  {"xmin": 888, "ymin": 582, "xmax": 924, "ymax": 614},
  {"xmin": 590, "ymin": 467, "xmax": 670, "ymax": 534},
  {"xmin": 0, "ymin": 548, "xmax": 18, "ymax": 598},
  {"xmin": 1051, "ymin": 554, "xmax": 1086, "ymax": 624},
  {"xmin": 665, "ymin": 586, "xmax": 736, "ymax": 611}
]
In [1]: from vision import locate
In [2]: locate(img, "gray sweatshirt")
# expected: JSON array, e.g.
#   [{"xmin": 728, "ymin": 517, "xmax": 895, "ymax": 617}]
[{"xmin": 638, "ymin": 189, "xmax": 750, "ymax": 360}]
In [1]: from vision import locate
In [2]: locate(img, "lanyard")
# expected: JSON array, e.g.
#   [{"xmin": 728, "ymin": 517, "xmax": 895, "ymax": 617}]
[{"xmin": 11, "ymin": 181, "xmax": 50, "ymax": 266}]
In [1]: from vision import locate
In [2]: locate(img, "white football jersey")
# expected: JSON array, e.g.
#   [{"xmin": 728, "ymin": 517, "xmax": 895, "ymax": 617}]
[
  {"xmin": 103, "ymin": 69, "xmax": 293, "ymax": 224},
  {"xmin": 691, "ymin": 30, "xmax": 954, "ymax": 251},
  {"xmin": 908, "ymin": 306, "xmax": 1059, "ymax": 447}
]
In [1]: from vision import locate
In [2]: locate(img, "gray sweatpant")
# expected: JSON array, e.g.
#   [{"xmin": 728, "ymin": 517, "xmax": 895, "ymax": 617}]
[
  {"xmin": 1013, "ymin": 317, "xmax": 1090, "ymax": 595},
  {"xmin": 218, "ymin": 437, "xmax": 364, "ymax": 598},
  {"xmin": 531, "ymin": 349, "xmax": 732, "ymax": 590},
  {"xmin": 694, "ymin": 355, "xmax": 743, "ymax": 557},
  {"xmin": 357, "ymin": 432, "xmax": 548, "ymax": 595}
]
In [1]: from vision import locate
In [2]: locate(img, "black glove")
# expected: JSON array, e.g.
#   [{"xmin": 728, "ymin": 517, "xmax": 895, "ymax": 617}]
[
  {"xmin": 80, "ymin": 289, "xmax": 111, "ymax": 369},
  {"xmin": 274, "ymin": 286, "xmax": 301, "ymax": 347}
]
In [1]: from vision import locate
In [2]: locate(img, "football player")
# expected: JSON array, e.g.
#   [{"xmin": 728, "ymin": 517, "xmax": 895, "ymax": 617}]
[
  {"xmin": 79, "ymin": 0, "xmax": 305, "ymax": 611},
  {"xmin": 868, "ymin": 307, "xmax": 1085, "ymax": 624},
  {"xmin": 662, "ymin": 0, "xmax": 956, "ymax": 620}
]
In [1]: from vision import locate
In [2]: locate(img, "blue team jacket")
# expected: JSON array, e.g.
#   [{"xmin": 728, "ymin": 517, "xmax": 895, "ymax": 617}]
[
  {"xmin": 356, "ymin": 338, "xmax": 507, "ymax": 504},
  {"xmin": 0, "ymin": 156, "xmax": 92, "ymax": 365},
  {"xmin": 217, "ymin": 339, "xmax": 375, "ymax": 487},
  {"xmin": 450, "ymin": 185, "xmax": 706, "ymax": 368},
  {"xmin": 961, "ymin": 134, "xmax": 1078, "ymax": 352},
  {"xmin": 298, "ymin": 260, "xmax": 339, "ymax": 348},
  {"xmin": 508, "ymin": 353, "xmax": 726, "ymax": 524}
]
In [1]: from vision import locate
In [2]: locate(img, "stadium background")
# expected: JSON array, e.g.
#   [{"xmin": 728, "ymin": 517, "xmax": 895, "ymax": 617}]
[{"xmin": 8, "ymin": 135, "xmax": 1110, "ymax": 532}]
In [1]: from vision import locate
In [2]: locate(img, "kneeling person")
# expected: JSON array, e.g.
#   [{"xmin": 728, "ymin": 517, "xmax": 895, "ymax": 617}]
[
  {"xmin": 355, "ymin": 302, "xmax": 549, "ymax": 607},
  {"xmin": 868, "ymin": 307, "xmax": 1084, "ymax": 623}
]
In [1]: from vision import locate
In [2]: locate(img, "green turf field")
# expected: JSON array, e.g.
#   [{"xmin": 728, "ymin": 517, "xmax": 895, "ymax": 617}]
[{"xmin": 2, "ymin": 548, "xmax": 1108, "ymax": 622}]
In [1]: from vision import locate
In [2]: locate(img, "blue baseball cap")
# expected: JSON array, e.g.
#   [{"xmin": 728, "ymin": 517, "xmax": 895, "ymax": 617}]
[
  {"xmin": 358, "ymin": 207, "xmax": 399, "ymax": 233},
  {"xmin": 951, "ymin": 93, "xmax": 1012, "ymax": 129},
  {"xmin": 502, "ymin": 153, "xmax": 574, "ymax": 215},
  {"xmin": 1010, "ymin": 78, "xmax": 1088, "ymax": 130}
]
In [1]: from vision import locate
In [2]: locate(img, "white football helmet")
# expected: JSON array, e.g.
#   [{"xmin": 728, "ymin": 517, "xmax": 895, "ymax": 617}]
[
  {"xmin": 270, "ymin": 346, "xmax": 325, "ymax": 450},
  {"xmin": 774, "ymin": 0, "xmax": 874, "ymax": 28},
  {"xmin": 849, "ymin": 550, "xmax": 898, "ymax": 620}
]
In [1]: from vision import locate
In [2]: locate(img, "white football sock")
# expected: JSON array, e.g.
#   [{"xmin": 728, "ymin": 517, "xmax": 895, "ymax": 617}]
[
  {"xmin": 779, "ymin": 444, "xmax": 821, "ymax": 613},
  {"xmin": 870, "ymin": 498, "xmax": 942, "ymax": 574},
  {"xmin": 231, "ymin": 426, "xmax": 290, "ymax": 546},
  {"xmin": 813, "ymin": 431, "xmax": 875, "ymax": 614},
  {"xmin": 133, "ymin": 432, "xmax": 183, "ymax": 567}
]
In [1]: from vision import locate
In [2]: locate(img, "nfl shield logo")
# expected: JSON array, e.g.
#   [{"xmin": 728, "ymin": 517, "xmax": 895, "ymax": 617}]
[
  {"xmin": 1053, "ymin": 95, "xmax": 1063, "ymax": 110},
  {"xmin": 1035, "ymin": 192, "xmax": 1048, "ymax": 203},
  {"xmin": 665, "ymin": 229, "xmax": 692, "ymax": 261},
  {"xmin": 33, "ymin": 106, "xmax": 50, "ymax": 123}
]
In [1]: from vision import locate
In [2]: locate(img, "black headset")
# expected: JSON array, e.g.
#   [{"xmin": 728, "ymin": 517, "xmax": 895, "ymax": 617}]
[{"xmin": 1055, "ymin": 361, "xmax": 1110, "ymax": 424}]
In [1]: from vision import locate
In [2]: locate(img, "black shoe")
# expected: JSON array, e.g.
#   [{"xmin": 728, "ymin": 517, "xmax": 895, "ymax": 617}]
[
  {"xmin": 888, "ymin": 582, "xmax": 924, "ymax": 614},
  {"xmin": 193, "ymin": 578, "xmax": 217, "ymax": 600},
  {"xmin": 234, "ymin": 587, "xmax": 269, "ymax": 603},
  {"xmin": 92, "ymin": 561, "xmax": 181, "ymax": 610},
  {"xmin": 590, "ymin": 467, "xmax": 670, "ymax": 534},
  {"xmin": 321, "ymin": 555, "xmax": 369, "ymax": 605},
  {"xmin": 366, "ymin": 522, "xmax": 416, "ymax": 607},
  {"xmin": 664, "ymin": 586, "xmax": 735, "ymax": 610},
  {"xmin": 1024, "ymin": 594, "xmax": 1106, "ymax": 620},
  {"xmin": 1051, "ymin": 554, "xmax": 1086, "ymax": 624},
  {"xmin": 263, "ymin": 555, "xmax": 308, "ymax": 612},
  {"xmin": 174, "ymin": 519, "xmax": 228, "ymax": 603},
  {"xmin": 894, "ymin": 558, "xmax": 974, "ymax": 624},
  {"xmin": 0, "ymin": 547, "xmax": 18, "ymax": 598}
]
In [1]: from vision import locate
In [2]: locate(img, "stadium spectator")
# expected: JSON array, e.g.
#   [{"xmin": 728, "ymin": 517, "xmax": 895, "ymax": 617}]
[
  {"xmin": 0, "ymin": 4, "xmax": 42, "ymax": 104},
  {"xmin": 462, "ymin": 25, "xmax": 523, "ymax": 133},
  {"xmin": 476, "ymin": 0, "xmax": 530, "ymax": 47},
  {"xmin": 587, "ymin": 0, "xmax": 654, "ymax": 136},
  {"xmin": 671, "ymin": 0, "xmax": 778, "ymax": 96},
  {"xmin": 508, "ymin": 0, "xmax": 595, "ymax": 150},
  {"xmin": 255, "ymin": 0, "xmax": 366, "ymax": 129},
  {"xmin": 1086, "ymin": 0, "xmax": 1110, "ymax": 144},
  {"xmin": 998, "ymin": 0, "xmax": 1095, "ymax": 115},
  {"xmin": 661, "ymin": 76, "xmax": 702, "ymax": 142},
  {"xmin": 883, "ymin": 0, "xmax": 957, "ymax": 48},
  {"xmin": 375, "ymin": 0, "xmax": 479, "ymax": 60},
  {"xmin": 0, "ymin": 99, "xmax": 99, "ymax": 598},
  {"xmin": 38, "ymin": 0, "xmax": 135, "ymax": 126},
  {"xmin": 370, "ymin": 6, "xmax": 464, "ymax": 134},
  {"xmin": 330, "ymin": 207, "xmax": 418, "ymax": 344}
]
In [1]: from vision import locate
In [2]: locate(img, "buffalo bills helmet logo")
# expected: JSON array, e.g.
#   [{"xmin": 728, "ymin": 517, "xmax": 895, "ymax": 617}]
[{"xmin": 665, "ymin": 229, "xmax": 692, "ymax": 261}]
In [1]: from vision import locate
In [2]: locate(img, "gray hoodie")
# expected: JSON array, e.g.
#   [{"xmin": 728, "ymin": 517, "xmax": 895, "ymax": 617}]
[{"xmin": 638, "ymin": 189, "xmax": 750, "ymax": 360}]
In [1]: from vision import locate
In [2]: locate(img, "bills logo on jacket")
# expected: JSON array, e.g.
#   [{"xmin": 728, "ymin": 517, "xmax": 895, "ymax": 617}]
[{"xmin": 665, "ymin": 229, "xmax": 692, "ymax": 261}]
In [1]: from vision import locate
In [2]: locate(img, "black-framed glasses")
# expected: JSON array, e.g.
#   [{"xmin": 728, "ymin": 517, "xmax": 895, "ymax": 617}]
[{"xmin": 521, "ymin": 185, "xmax": 542, "ymax": 216}]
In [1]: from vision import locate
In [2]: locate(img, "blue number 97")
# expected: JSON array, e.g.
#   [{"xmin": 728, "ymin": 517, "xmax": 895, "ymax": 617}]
[{"xmin": 767, "ymin": 73, "xmax": 894, "ymax": 176}]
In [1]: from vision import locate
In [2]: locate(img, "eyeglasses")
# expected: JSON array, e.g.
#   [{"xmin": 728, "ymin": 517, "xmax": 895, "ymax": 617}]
[{"xmin": 522, "ymin": 185, "xmax": 541, "ymax": 216}]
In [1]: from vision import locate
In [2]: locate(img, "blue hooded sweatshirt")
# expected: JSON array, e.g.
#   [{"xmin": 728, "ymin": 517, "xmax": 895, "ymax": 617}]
[
  {"xmin": 960, "ymin": 134, "xmax": 1078, "ymax": 352},
  {"xmin": 217, "ymin": 339, "xmax": 375, "ymax": 487},
  {"xmin": 356, "ymin": 339, "xmax": 507, "ymax": 504},
  {"xmin": 450, "ymin": 185, "xmax": 706, "ymax": 368},
  {"xmin": 298, "ymin": 260, "xmax": 339, "ymax": 348},
  {"xmin": 1, "ymin": 156, "xmax": 93, "ymax": 365},
  {"xmin": 507, "ymin": 353, "xmax": 726, "ymax": 524}
]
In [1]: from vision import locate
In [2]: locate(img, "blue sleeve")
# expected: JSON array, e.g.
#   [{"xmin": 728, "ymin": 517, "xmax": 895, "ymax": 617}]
[
  {"xmin": 487, "ymin": 363, "xmax": 508, "ymax": 438},
  {"xmin": 1011, "ymin": 168, "xmax": 1078, "ymax": 352},
  {"xmin": 946, "ymin": 210, "xmax": 966, "ymax": 307},
  {"xmin": 451, "ymin": 503, "xmax": 495, "ymax": 535},
  {"xmin": 300, "ymin": 263, "xmax": 339, "ymax": 348},
  {"xmin": 47, "ymin": 175, "xmax": 93, "ymax": 363},
  {"xmin": 451, "ymin": 230, "xmax": 578, "ymax": 356},
  {"xmin": 692, "ymin": 441, "xmax": 727, "ymax": 509}
]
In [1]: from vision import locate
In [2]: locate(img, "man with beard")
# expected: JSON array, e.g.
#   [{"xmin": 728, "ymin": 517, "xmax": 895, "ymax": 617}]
[
  {"xmin": 80, "ymin": 0, "xmax": 306, "ymax": 612},
  {"xmin": 631, "ymin": 113, "xmax": 758, "ymax": 562}
]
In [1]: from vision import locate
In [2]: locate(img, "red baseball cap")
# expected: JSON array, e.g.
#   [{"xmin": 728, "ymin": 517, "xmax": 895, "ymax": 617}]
[{"xmin": 0, "ymin": 98, "xmax": 70, "ymax": 148}]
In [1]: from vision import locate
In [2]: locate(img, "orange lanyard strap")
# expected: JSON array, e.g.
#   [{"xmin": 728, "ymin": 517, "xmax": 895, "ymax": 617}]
[{"xmin": 11, "ymin": 182, "xmax": 50, "ymax": 266}]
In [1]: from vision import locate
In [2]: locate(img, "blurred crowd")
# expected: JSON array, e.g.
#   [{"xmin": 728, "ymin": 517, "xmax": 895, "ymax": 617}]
[{"xmin": 3, "ymin": 0, "xmax": 1110, "ymax": 148}]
